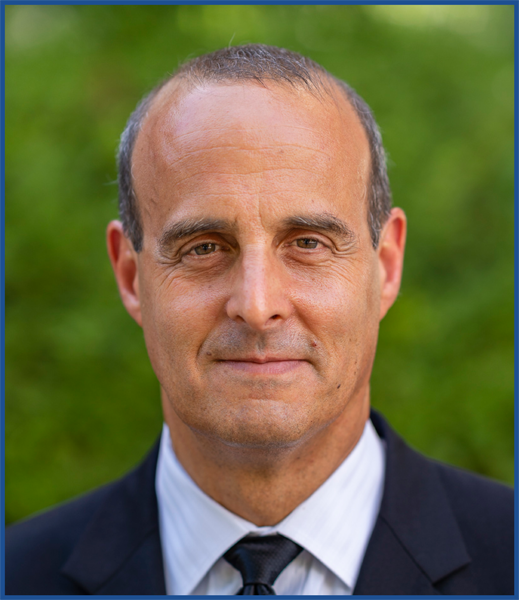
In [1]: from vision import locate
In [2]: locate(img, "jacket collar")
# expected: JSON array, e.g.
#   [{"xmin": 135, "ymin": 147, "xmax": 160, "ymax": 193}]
[
  {"xmin": 354, "ymin": 410, "xmax": 476, "ymax": 595},
  {"xmin": 61, "ymin": 441, "xmax": 166, "ymax": 595}
]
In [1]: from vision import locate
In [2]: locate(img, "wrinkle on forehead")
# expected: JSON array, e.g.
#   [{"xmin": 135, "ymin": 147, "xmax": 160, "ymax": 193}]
[{"xmin": 131, "ymin": 79, "xmax": 371, "ymax": 232}]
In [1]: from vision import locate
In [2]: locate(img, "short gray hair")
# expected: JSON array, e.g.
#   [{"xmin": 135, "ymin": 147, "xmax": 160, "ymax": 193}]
[{"xmin": 117, "ymin": 44, "xmax": 392, "ymax": 252}]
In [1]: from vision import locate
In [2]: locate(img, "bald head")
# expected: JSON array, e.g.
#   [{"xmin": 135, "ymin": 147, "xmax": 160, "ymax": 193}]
[
  {"xmin": 133, "ymin": 79, "xmax": 372, "ymax": 252},
  {"xmin": 117, "ymin": 44, "xmax": 391, "ymax": 251}
]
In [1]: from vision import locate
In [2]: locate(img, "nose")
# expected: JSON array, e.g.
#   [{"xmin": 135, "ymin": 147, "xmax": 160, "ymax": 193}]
[{"xmin": 226, "ymin": 245, "xmax": 292, "ymax": 331}]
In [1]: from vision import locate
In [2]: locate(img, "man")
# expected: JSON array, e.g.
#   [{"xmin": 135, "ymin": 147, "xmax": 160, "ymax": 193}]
[{"xmin": 6, "ymin": 44, "xmax": 513, "ymax": 595}]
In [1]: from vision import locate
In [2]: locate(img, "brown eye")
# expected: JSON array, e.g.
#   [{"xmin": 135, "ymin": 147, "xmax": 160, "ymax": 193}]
[
  {"xmin": 296, "ymin": 238, "xmax": 319, "ymax": 249},
  {"xmin": 194, "ymin": 243, "xmax": 217, "ymax": 255}
]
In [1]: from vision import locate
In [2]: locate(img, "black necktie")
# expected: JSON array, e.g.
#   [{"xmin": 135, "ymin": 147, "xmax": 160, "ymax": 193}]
[{"xmin": 223, "ymin": 534, "xmax": 303, "ymax": 595}]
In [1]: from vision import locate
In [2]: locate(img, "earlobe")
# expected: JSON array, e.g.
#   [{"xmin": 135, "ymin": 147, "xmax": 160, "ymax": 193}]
[
  {"xmin": 377, "ymin": 208, "xmax": 407, "ymax": 321},
  {"xmin": 106, "ymin": 220, "xmax": 143, "ymax": 327}
]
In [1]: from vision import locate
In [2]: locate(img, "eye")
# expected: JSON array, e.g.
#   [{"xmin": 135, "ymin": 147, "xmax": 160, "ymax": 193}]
[
  {"xmin": 295, "ymin": 238, "xmax": 319, "ymax": 249},
  {"xmin": 193, "ymin": 242, "xmax": 217, "ymax": 255}
]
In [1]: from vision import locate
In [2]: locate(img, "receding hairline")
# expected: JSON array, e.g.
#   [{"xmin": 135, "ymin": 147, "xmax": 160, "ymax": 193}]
[
  {"xmin": 118, "ymin": 45, "xmax": 392, "ymax": 252},
  {"xmin": 130, "ymin": 75, "xmax": 372, "ymax": 250},
  {"xmin": 133, "ymin": 69, "xmax": 366, "ymax": 158}
]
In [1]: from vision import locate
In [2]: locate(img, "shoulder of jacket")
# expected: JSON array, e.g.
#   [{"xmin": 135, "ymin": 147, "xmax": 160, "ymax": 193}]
[
  {"xmin": 436, "ymin": 460, "xmax": 514, "ymax": 593},
  {"xmin": 5, "ymin": 480, "xmax": 116, "ymax": 594},
  {"xmin": 434, "ymin": 458, "xmax": 513, "ymax": 515}
]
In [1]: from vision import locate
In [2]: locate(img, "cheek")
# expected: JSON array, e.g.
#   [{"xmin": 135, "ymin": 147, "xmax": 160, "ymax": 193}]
[
  {"xmin": 299, "ymin": 259, "xmax": 378, "ymax": 324},
  {"xmin": 294, "ymin": 261, "xmax": 380, "ymax": 365},
  {"xmin": 139, "ymin": 272, "xmax": 224, "ymax": 375}
]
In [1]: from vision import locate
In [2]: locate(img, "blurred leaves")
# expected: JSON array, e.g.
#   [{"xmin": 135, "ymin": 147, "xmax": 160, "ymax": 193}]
[{"xmin": 5, "ymin": 5, "xmax": 514, "ymax": 524}]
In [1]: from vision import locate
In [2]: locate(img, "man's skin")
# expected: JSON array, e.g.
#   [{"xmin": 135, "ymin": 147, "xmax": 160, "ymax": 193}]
[{"xmin": 107, "ymin": 79, "xmax": 406, "ymax": 527}]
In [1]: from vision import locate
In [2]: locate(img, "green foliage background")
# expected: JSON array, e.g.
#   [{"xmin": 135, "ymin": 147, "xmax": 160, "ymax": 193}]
[{"xmin": 5, "ymin": 5, "xmax": 514, "ymax": 525}]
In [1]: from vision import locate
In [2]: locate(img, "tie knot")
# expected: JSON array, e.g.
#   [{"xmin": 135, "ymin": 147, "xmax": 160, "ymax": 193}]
[{"xmin": 224, "ymin": 534, "xmax": 303, "ymax": 595}]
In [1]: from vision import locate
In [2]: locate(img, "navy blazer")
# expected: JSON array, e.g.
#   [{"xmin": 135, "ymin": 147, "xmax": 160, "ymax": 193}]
[{"xmin": 5, "ymin": 412, "xmax": 514, "ymax": 595}]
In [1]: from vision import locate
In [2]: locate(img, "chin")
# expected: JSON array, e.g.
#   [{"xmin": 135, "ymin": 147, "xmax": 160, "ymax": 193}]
[{"xmin": 173, "ymin": 393, "xmax": 310, "ymax": 448}]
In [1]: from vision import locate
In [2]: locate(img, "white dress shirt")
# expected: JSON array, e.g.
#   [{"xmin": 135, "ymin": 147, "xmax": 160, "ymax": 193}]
[{"xmin": 156, "ymin": 419, "xmax": 385, "ymax": 595}]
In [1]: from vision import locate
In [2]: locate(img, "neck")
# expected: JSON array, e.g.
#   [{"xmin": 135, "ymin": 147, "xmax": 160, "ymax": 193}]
[{"xmin": 162, "ymin": 390, "xmax": 370, "ymax": 526}]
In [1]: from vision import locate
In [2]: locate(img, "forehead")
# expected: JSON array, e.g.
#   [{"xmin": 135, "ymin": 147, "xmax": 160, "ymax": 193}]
[{"xmin": 131, "ymin": 79, "xmax": 370, "ymax": 239}]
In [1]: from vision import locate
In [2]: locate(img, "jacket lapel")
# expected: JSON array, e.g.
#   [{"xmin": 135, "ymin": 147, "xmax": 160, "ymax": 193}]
[
  {"xmin": 354, "ymin": 411, "xmax": 477, "ymax": 595},
  {"xmin": 61, "ymin": 441, "xmax": 166, "ymax": 595}
]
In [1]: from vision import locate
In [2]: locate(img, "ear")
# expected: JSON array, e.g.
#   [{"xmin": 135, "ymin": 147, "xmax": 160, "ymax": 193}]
[
  {"xmin": 106, "ymin": 220, "xmax": 143, "ymax": 327},
  {"xmin": 377, "ymin": 207, "xmax": 407, "ymax": 321}
]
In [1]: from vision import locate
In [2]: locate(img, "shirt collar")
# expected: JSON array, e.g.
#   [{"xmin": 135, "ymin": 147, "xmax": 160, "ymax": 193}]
[{"xmin": 156, "ymin": 418, "xmax": 385, "ymax": 595}]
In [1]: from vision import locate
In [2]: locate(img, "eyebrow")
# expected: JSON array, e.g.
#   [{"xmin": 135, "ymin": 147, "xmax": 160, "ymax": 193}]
[
  {"xmin": 158, "ymin": 212, "xmax": 356, "ymax": 251},
  {"xmin": 282, "ymin": 214, "xmax": 356, "ymax": 243},
  {"xmin": 158, "ymin": 218, "xmax": 232, "ymax": 251}
]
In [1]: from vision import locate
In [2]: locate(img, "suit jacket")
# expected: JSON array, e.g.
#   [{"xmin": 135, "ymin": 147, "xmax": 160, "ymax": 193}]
[{"xmin": 5, "ymin": 412, "xmax": 514, "ymax": 595}]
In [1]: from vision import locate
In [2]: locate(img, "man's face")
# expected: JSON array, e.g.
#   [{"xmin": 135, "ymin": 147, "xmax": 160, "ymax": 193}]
[{"xmin": 123, "ymin": 81, "xmax": 396, "ymax": 448}]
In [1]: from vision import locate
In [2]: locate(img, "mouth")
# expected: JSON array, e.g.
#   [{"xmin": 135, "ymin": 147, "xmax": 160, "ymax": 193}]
[{"xmin": 218, "ymin": 358, "xmax": 306, "ymax": 375}]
